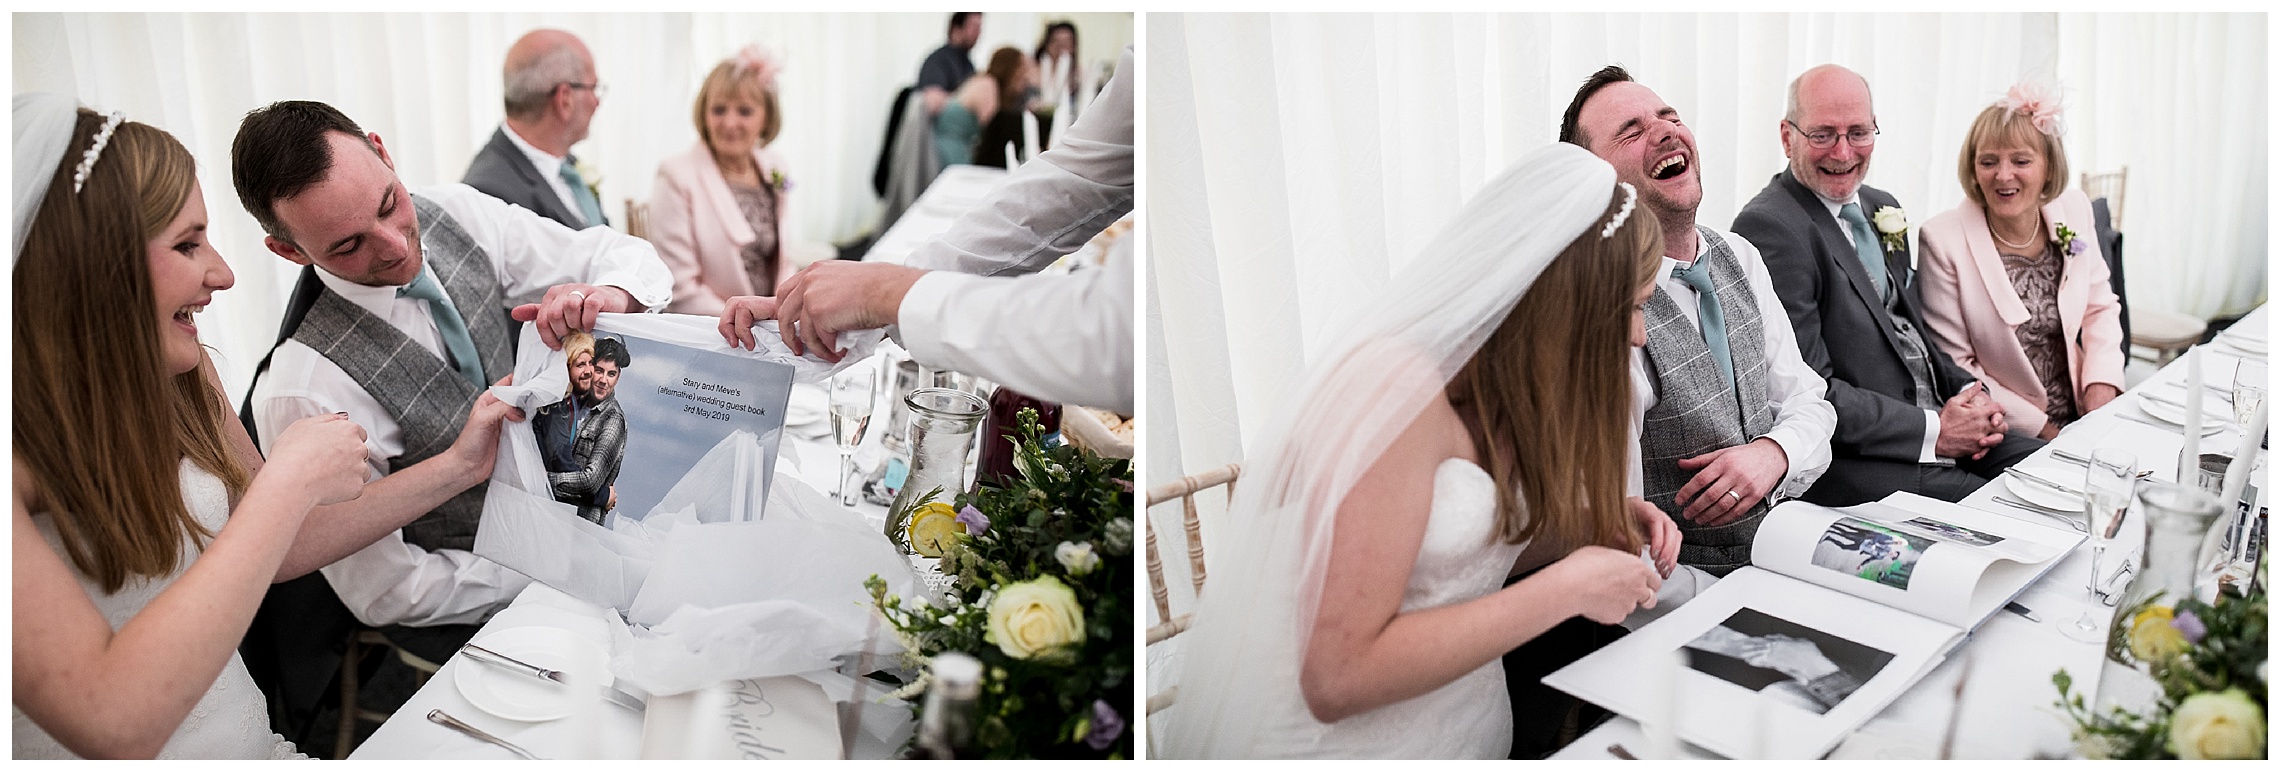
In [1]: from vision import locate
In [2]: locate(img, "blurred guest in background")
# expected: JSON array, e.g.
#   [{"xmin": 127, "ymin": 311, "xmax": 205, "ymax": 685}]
[
  {"xmin": 1032, "ymin": 21, "xmax": 1080, "ymax": 148},
  {"xmin": 463, "ymin": 29, "xmax": 610, "ymax": 230},
  {"xmin": 973, "ymin": 46, "xmax": 1038, "ymax": 169},
  {"xmin": 918, "ymin": 12, "xmax": 982, "ymax": 119},
  {"xmin": 649, "ymin": 45, "xmax": 795, "ymax": 314},
  {"xmin": 1917, "ymin": 83, "xmax": 2123, "ymax": 440}
]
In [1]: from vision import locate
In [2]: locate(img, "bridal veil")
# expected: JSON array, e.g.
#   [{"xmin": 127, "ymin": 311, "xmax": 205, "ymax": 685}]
[{"xmin": 1159, "ymin": 144, "xmax": 1625, "ymax": 757}]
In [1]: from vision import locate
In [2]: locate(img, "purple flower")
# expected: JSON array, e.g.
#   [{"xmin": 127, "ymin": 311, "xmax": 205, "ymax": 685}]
[
  {"xmin": 956, "ymin": 505, "xmax": 990, "ymax": 536},
  {"xmin": 2067, "ymin": 237, "xmax": 2089, "ymax": 256},
  {"xmin": 2171, "ymin": 609, "xmax": 2207, "ymax": 644},
  {"xmin": 1085, "ymin": 699, "xmax": 1124, "ymax": 750}
]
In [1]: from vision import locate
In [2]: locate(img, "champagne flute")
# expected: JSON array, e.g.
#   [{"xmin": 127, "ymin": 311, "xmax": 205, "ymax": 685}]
[
  {"xmin": 2065, "ymin": 449, "xmax": 2140, "ymax": 642},
  {"xmin": 2232, "ymin": 361, "xmax": 2266, "ymax": 426},
  {"xmin": 831, "ymin": 362, "xmax": 879, "ymax": 506}
]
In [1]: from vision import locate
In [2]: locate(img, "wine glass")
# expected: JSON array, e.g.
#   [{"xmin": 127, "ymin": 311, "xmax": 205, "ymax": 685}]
[
  {"xmin": 2065, "ymin": 448, "xmax": 2140, "ymax": 641},
  {"xmin": 2232, "ymin": 361, "xmax": 2266, "ymax": 426},
  {"xmin": 831, "ymin": 362, "xmax": 879, "ymax": 506}
]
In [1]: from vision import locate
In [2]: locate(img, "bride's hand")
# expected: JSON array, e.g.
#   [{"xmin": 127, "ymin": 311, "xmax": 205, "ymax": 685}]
[
  {"xmin": 1629, "ymin": 496, "xmax": 1680, "ymax": 578},
  {"xmin": 266, "ymin": 414, "xmax": 370, "ymax": 506},
  {"xmin": 1547, "ymin": 545, "xmax": 1661, "ymax": 624}
]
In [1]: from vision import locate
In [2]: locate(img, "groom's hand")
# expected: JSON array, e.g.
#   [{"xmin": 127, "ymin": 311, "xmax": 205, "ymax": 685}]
[{"xmin": 1675, "ymin": 438, "xmax": 1787, "ymax": 526}]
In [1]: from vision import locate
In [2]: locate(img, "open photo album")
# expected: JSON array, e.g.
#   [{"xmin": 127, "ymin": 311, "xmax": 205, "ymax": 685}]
[{"xmin": 1544, "ymin": 492, "xmax": 2086, "ymax": 759}]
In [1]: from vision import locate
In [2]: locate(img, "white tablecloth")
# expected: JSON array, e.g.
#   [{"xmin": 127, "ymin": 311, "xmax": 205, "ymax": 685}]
[
  {"xmin": 1556, "ymin": 305, "xmax": 2267, "ymax": 760},
  {"xmin": 863, "ymin": 164, "xmax": 1008, "ymax": 266}
]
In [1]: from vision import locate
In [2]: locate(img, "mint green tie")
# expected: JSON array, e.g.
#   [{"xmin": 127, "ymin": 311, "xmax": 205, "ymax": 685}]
[
  {"xmin": 560, "ymin": 158, "xmax": 605, "ymax": 228},
  {"xmin": 1838, "ymin": 203, "xmax": 1890, "ymax": 299},
  {"xmin": 398, "ymin": 269, "xmax": 485, "ymax": 387},
  {"xmin": 1672, "ymin": 259, "xmax": 1735, "ymax": 390}
]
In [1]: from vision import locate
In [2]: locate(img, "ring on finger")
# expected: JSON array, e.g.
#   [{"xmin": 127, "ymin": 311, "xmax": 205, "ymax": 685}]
[{"xmin": 1727, "ymin": 490, "xmax": 1742, "ymax": 502}]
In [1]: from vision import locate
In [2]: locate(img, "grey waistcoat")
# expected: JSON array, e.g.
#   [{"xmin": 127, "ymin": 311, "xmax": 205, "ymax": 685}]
[
  {"xmin": 1640, "ymin": 227, "xmax": 1775, "ymax": 575},
  {"xmin": 291, "ymin": 195, "xmax": 515, "ymax": 552}
]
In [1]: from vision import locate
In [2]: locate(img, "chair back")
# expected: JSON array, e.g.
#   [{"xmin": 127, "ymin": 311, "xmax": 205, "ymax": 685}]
[
  {"xmin": 2079, "ymin": 166, "xmax": 2127, "ymax": 230},
  {"xmin": 623, "ymin": 198, "xmax": 650, "ymax": 241},
  {"xmin": 2091, "ymin": 196, "xmax": 2130, "ymax": 357},
  {"xmin": 1143, "ymin": 462, "xmax": 1241, "ymax": 716}
]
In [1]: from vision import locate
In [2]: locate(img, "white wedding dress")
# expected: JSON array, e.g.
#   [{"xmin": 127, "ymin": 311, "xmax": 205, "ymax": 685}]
[
  {"xmin": 13, "ymin": 460, "xmax": 303, "ymax": 759},
  {"xmin": 1302, "ymin": 458, "xmax": 1528, "ymax": 759}
]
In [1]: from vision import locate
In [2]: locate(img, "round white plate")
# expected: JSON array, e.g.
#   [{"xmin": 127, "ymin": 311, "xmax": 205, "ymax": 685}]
[
  {"xmin": 454, "ymin": 626, "xmax": 611, "ymax": 723},
  {"xmin": 2004, "ymin": 463, "xmax": 2086, "ymax": 512},
  {"xmin": 2139, "ymin": 396, "xmax": 2227, "ymax": 435}
]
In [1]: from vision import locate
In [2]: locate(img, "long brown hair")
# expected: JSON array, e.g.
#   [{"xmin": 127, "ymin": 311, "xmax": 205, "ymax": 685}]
[
  {"xmin": 14, "ymin": 109, "xmax": 251, "ymax": 592},
  {"xmin": 986, "ymin": 46, "xmax": 1027, "ymax": 116},
  {"xmin": 1448, "ymin": 185, "xmax": 1662, "ymax": 552}
]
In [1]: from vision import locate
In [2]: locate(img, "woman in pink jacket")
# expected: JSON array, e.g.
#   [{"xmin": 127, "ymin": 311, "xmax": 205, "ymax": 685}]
[
  {"xmin": 649, "ymin": 45, "xmax": 796, "ymax": 314},
  {"xmin": 1919, "ymin": 83, "xmax": 2124, "ymax": 440}
]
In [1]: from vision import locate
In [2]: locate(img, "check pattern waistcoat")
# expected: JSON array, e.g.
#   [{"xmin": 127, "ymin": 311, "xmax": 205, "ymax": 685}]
[
  {"xmin": 1640, "ymin": 227, "xmax": 1776, "ymax": 575},
  {"xmin": 291, "ymin": 195, "xmax": 515, "ymax": 551}
]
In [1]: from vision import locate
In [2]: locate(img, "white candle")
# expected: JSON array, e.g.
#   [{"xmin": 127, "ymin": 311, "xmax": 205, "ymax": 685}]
[
  {"xmin": 2220, "ymin": 401, "xmax": 2268, "ymax": 507},
  {"xmin": 2181, "ymin": 349, "xmax": 2203, "ymax": 480},
  {"xmin": 1645, "ymin": 648, "xmax": 1683, "ymax": 759}
]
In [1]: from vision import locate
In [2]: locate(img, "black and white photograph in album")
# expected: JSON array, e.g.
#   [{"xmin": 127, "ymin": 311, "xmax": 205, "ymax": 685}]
[
  {"xmin": 1680, "ymin": 608, "xmax": 1896, "ymax": 716},
  {"xmin": 1902, "ymin": 516, "xmax": 2006, "ymax": 548}
]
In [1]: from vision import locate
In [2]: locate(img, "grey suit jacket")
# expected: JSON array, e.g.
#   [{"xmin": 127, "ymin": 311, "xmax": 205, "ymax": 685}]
[
  {"xmin": 1732, "ymin": 170, "xmax": 1975, "ymax": 465},
  {"xmin": 461, "ymin": 127, "xmax": 603, "ymax": 230}
]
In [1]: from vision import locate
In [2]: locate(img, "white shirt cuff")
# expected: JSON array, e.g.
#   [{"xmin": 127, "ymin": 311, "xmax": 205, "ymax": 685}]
[{"xmin": 1920, "ymin": 408, "xmax": 1944, "ymax": 464}]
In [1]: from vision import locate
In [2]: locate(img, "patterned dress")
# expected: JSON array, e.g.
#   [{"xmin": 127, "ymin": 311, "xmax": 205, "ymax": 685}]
[{"xmin": 1998, "ymin": 240, "xmax": 2077, "ymax": 427}]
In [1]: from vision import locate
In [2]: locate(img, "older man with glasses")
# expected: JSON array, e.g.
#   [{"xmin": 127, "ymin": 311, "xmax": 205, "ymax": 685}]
[
  {"xmin": 463, "ymin": 28, "xmax": 613, "ymax": 230},
  {"xmin": 1733, "ymin": 64, "xmax": 2043, "ymax": 507}
]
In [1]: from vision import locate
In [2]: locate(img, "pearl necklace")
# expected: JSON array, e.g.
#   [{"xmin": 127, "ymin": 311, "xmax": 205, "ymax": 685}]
[{"xmin": 1991, "ymin": 216, "xmax": 2043, "ymax": 251}]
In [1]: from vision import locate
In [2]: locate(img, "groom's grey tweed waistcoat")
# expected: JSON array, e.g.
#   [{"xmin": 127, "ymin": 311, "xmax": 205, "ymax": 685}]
[
  {"xmin": 291, "ymin": 194, "xmax": 515, "ymax": 552},
  {"xmin": 1640, "ymin": 227, "xmax": 1774, "ymax": 576}
]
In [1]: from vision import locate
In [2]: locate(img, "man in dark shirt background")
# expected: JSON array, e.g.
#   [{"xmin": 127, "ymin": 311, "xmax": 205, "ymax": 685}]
[{"xmin": 918, "ymin": 12, "xmax": 983, "ymax": 118}]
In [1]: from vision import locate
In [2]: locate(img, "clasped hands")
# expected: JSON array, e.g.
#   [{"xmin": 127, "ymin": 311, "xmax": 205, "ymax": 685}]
[
  {"xmin": 716, "ymin": 261, "xmax": 929, "ymax": 361},
  {"xmin": 1935, "ymin": 383, "xmax": 2010, "ymax": 460}
]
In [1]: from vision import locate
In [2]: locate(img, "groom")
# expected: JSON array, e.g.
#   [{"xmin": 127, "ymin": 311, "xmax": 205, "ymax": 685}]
[
  {"xmin": 1558, "ymin": 65, "xmax": 1836, "ymax": 576},
  {"xmin": 1731, "ymin": 65, "xmax": 2041, "ymax": 506}
]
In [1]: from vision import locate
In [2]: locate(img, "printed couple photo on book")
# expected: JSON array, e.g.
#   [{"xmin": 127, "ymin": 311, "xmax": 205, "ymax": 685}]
[{"xmin": 526, "ymin": 328, "xmax": 793, "ymax": 530}]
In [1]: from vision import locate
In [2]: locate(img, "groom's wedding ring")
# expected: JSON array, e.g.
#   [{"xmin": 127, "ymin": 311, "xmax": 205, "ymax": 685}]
[
  {"xmin": 1727, "ymin": 490, "xmax": 1742, "ymax": 501},
  {"xmin": 569, "ymin": 290, "xmax": 587, "ymax": 303}
]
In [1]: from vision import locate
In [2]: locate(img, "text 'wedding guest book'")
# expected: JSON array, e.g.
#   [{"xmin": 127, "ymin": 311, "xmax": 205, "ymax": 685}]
[{"xmin": 1544, "ymin": 492, "xmax": 2084, "ymax": 759}]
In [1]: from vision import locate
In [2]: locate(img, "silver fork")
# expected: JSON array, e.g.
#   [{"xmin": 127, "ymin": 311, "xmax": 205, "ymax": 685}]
[{"xmin": 427, "ymin": 709, "xmax": 542, "ymax": 760}]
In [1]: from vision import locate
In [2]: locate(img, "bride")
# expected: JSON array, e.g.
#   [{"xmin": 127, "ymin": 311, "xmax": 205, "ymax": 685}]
[
  {"xmin": 1161, "ymin": 144, "xmax": 1679, "ymax": 758},
  {"xmin": 10, "ymin": 97, "xmax": 512, "ymax": 758}
]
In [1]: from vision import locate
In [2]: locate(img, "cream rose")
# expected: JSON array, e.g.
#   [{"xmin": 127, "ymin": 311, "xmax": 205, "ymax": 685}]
[
  {"xmin": 2168, "ymin": 689, "xmax": 2265, "ymax": 759},
  {"xmin": 986, "ymin": 577, "xmax": 1086, "ymax": 659},
  {"xmin": 1872, "ymin": 205, "xmax": 1908, "ymax": 235},
  {"xmin": 1056, "ymin": 541, "xmax": 1100, "ymax": 576}
]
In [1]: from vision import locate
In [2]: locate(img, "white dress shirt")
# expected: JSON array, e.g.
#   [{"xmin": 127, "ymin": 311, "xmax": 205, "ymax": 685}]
[
  {"xmin": 1815, "ymin": 193, "xmax": 1948, "ymax": 464},
  {"xmin": 1629, "ymin": 228, "xmax": 1837, "ymax": 501},
  {"xmin": 251, "ymin": 183, "xmax": 671, "ymax": 627},
  {"xmin": 502, "ymin": 123, "xmax": 588, "ymax": 228},
  {"xmin": 894, "ymin": 46, "xmax": 1135, "ymax": 413}
]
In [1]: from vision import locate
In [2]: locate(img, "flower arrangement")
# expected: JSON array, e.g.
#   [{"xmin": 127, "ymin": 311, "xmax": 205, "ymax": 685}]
[
  {"xmin": 2054, "ymin": 223, "xmax": 2088, "ymax": 258},
  {"xmin": 2052, "ymin": 587, "xmax": 2267, "ymax": 759},
  {"xmin": 866, "ymin": 409, "xmax": 1133, "ymax": 759},
  {"xmin": 1872, "ymin": 205, "xmax": 1909, "ymax": 253}
]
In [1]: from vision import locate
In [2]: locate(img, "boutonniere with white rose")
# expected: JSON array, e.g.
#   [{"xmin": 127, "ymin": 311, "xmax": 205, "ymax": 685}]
[
  {"xmin": 573, "ymin": 158, "xmax": 603, "ymax": 199},
  {"xmin": 2054, "ymin": 223, "xmax": 2088, "ymax": 257},
  {"xmin": 1872, "ymin": 206, "xmax": 1909, "ymax": 253}
]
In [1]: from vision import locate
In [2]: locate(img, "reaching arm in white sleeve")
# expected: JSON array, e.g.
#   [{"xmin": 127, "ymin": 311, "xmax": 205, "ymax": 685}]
[
  {"xmin": 895, "ymin": 234, "xmax": 1134, "ymax": 413},
  {"xmin": 903, "ymin": 45, "xmax": 1134, "ymax": 278},
  {"xmin": 415, "ymin": 183, "xmax": 672, "ymax": 310}
]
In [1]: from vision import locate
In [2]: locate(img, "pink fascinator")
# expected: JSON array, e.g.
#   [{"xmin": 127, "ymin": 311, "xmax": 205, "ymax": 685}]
[
  {"xmin": 730, "ymin": 44, "xmax": 780, "ymax": 91},
  {"xmin": 1997, "ymin": 81, "xmax": 2065, "ymax": 138}
]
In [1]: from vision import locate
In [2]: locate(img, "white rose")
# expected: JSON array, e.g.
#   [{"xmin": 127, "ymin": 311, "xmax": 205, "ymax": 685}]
[
  {"xmin": 985, "ymin": 577, "xmax": 1086, "ymax": 659},
  {"xmin": 1056, "ymin": 541, "xmax": 1100, "ymax": 576},
  {"xmin": 1872, "ymin": 206, "xmax": 1908, "ymax": 235},
  {"xmin": 2167, "ymin": 689, "xmax": 2265, "ymax": 760}
]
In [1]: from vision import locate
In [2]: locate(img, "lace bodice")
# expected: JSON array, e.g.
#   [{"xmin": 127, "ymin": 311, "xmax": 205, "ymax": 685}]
[
  {"xmin": 1306, "ymin": 458, "xmax": 1529, "ymax": 758},
  {"xmin": 13, "ymin": 460, "xmax": 303, "ymax": 759}
]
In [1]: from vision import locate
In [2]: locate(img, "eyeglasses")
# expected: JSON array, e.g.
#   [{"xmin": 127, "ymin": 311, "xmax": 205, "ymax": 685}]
[
  {"xmin": 1786, "ymin": 120, "xmax": 1877, "ymax": 149},
  {"xmin": 562, "ymin": 81, "xmax": 608, "ymax": 100}
]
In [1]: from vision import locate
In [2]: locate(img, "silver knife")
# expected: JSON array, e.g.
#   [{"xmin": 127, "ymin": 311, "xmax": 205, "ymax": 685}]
[
  {"xmin": 427, "ymin": 709, "xmax": 542, "ymax": 760},
  {"xmin": 461, "ymin": 643, "xmax": 567, "ymax": 684},
  {"xmin": 2004, "ymin": 467, "xmax": 2085, "ymax": 496},
  {"xmin": 1990, "ymin": 496, "xmax": 2088, "ymax": 532}
]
